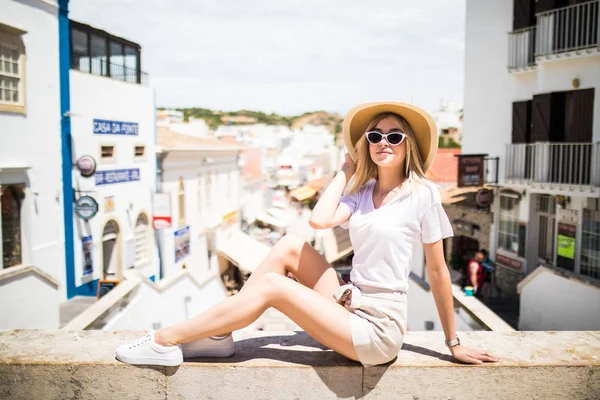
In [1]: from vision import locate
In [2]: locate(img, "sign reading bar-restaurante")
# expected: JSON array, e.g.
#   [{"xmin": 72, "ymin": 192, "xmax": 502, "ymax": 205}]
[
  {"xmin": 95, "ymin": 169, "xmax": 140, "ymax": 185},
  {"xmin": 93, "ymin": 119, "xmax": 139, "ymax": 136}
]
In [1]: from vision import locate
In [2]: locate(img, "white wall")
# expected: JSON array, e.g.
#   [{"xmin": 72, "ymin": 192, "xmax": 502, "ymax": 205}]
[
  {"xmin": 0, "ymin": 272, "xmax": 59, "ymax": 329},
  {"xmin": 159, "ymin": 150, "xmax": 241, "ymax": 280},
  {"xmin": 69, "ymin": 71, "xmax": 158, "ymax": 291},
  {"xmin": 0, "ymin": 1, "xmax": 65, "ymax": 287},
  {"xmin": 463, "ymin": 0, "xmax": 600, "ymax": 165},
  {"xmin": 462, "ymin": 0, "xmax": 513, "ymax": 178},
  {"xmin": 519, "ymin": 269, "xmax": 600, "ymax": 330},
  {"xmin": 103, "ymin": 275, "xmax": 228, "ymax": 330}
]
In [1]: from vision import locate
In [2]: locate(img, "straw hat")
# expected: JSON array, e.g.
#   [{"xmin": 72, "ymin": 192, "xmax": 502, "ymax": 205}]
[{"xmin": 342, "ymin": 102, "xmax": 438, "ymax": 172}]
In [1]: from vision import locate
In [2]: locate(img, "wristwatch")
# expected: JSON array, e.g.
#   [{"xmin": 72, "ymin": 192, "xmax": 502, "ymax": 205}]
[{"xmin": 444, "ymin": 336, "xmax": 460, "ymax": 348}]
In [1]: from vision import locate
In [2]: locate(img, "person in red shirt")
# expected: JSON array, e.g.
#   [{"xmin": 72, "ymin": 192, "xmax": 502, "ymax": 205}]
[{"xmin": 466, "ymin": 251, "xmax": 485, "ymax": 299}]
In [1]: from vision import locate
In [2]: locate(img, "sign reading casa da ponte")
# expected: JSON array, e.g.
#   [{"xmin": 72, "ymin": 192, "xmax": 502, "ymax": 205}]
[{"xmin": 93, "ymin": 119, "xmax": 139, "ymax": 136}]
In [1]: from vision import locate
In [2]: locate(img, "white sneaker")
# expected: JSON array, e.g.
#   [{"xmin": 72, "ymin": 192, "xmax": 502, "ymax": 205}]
[
  {"xmin": 115, "ymin": 330, "xmax": 183, "ymax": 366},
  {"xmin": 182, "ymin": 334, "xmax": 235, "ymax": 358}
]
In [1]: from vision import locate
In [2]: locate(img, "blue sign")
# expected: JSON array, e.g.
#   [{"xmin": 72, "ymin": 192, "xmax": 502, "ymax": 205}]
[
  {"xmin": 93, "ymin": 119, "xmax": 139, "ymax": 136},
  {"xmin": 95, "ymin": 168, "xmax": 140, "ymax": 185},
  {"xmin": 174, "ymin": 226, "xmax": 190, "ymax": 262}
]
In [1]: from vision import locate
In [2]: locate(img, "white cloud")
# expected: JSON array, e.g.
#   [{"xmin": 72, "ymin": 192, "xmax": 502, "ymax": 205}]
[{"xmin": 69, "ymin": 0, "xmax": 465, "ymax": 114}]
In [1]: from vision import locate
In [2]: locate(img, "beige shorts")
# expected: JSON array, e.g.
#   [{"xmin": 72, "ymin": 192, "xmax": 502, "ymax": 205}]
[{"xmin": 334, "ymin": 283, "xmax": 407, "ymax": 367}]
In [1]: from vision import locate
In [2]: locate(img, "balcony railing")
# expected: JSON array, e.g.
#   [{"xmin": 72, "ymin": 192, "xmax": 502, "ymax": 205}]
[
  {"xmin": 508, "ymin": 0, "xmax": 599, "ymax": 71},
  {"xmin": 505, "ymin": 142, "xmax": 600, "ymax": 188},
  {"xmin": 508, "ymin": 26, "xmax": 536, "ymax": 70},
  {"xmin": 71, "ymin": 57, "xmax": 149, "ymax": 85},
  {"xmin": 537, "ymin": 0, "xmax": 600, "ymax": 57}
]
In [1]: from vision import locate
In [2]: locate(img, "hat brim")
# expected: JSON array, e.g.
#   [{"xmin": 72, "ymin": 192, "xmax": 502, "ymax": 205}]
[{"xmin": 342, "ymin": 102, "xmax": 438, "ymax": 172}]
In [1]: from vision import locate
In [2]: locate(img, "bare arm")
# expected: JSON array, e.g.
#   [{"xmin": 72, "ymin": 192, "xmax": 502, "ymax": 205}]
[
  {"xmin": 469, "ymin": 261, "xmax": 479, "ymax": 293},
  {"xmin": 309, "ymin": 154, "xmax": 355, "ymax": 230},
  {"xmin": 425, "ymin": 240, "xmax": 499, "ymax": 365}
]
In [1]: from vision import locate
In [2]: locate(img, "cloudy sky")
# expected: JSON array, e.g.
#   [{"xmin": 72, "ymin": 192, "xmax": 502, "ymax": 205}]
[{"xmin": 70, "ymin": 0, "xmax": 466, "ymax": 115}]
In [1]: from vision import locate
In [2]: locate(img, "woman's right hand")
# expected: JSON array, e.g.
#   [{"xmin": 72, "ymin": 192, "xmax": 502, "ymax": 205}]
[{"xmin": 341, "ymin": 153, "xmax": 356, "ymax": 177}]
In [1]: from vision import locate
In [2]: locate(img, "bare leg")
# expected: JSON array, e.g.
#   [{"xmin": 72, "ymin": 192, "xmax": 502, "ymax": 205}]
[
  {"xmin": 240, "ymin": 234, "xmax": 343, "ymax": 298},
  {"xmin": 155, "ymin": 272, "xmax": 358, "ymax": 361}
]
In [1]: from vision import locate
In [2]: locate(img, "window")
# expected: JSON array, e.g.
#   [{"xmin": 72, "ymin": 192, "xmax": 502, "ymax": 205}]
[
  {"xmin": 134, "ymin": 145, "xmax": 145, "ymax": 159},
  {"xmin": 536, "ymin": 195, "xmax": 556, "ymax": 264},
  {"xmin": 70, "ymin": 21, "xmax": 142, "ymax": 84},
  {"xmin": 0, "ymin": 25, "xmax": 25, "ymax": 113},
  {"xmin": 90, "ymin": 34, "xmax": 107, "ymax": 76},
  {"xmin": 178, "ymin": 178, "xmax": 186, "ymax": 227},
  {"xmin": 1, "ymin": 185, "xmax": 23, "ymax": 268},
  {"xmin": 498, "ymin": 194, "xmax": 520, "ymax": 254},
  {"xmin": 581, "ymin": 198, "xmax": 600, "ymax": 280},
  {"xmin": 100, "ymin": 145, "xmax": 115, "ymax": 162},
  {"xmin": 134, "ymin": 213, "xmax": 150, "ymax": 267},
  {"xmin": 71, "ymin": 28, "xmax": 90, "ymax": 72}
]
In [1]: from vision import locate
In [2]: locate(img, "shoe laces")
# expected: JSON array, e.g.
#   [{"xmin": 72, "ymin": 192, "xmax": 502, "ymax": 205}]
[{"xmin": 130, "ymin": 331, "xmax": 153, "ymax": 349}]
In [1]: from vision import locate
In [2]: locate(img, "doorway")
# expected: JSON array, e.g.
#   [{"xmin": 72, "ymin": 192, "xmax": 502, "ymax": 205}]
[{"xmin": 102, "ymin": 220, "xmax": 120, "ymax": 279}]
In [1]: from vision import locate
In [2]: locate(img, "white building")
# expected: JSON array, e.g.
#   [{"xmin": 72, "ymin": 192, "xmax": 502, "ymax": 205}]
[
  {"xmin": 0, "ymin": 0, "xmax": 64, "ymax": 328},
  {"xmin": 463, "ymin": 0, "xmax": 600, "ymax": 329},
  {"xmin": 66, "ymin": 20, "xmax": 159, "ymax": 298},
  {"xmin": 156, "ymin": 127, "xmax": 247, "ymax": 281}
]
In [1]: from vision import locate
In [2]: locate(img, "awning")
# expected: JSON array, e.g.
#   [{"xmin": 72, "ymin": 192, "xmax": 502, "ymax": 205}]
[
  {"xmin": 289, "ymin": 185, "xmax": 318, "ymax": 201},
  {"xmin": 218, "ymin": 229, "xmax": 272, "ymax": 274},
  {"xmin": 256, "ymin": 210, "xmax": 290, "ymax": 228}
]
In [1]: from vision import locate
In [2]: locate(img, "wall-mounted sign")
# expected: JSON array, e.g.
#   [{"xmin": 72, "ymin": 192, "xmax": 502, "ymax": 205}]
[
  {"xmin": 77, "ymin": 155, "xmax": 97, "ymax": 177},
  {"xmin": 95, "ymin": 168, "xmax": 140, "ymax": 185},
  {"xmin": 456, "ymin": 155, "xmax": 485, "ymax": 187},
  {"xmin": 557, "ymin": 223, "xmax": 576, "ymax": 271},
  {"xmin": 97, "ymin": 279, "xmax": 119, "ymax": 299},
  {"xmin": 93, "ymin": 119, "xmax": 139, "ymax": 136},
  {"xmin": 104, "ymin": 196, "xmax": 115, "ymax": 212},
  {"xmin": 558, "ymin": 208, "xmax": 579, "ymax": 225},
  {"xmin": 475, "ymin": 189, "xmax": 494, "ymax": 207},
  {"xmin": 82, "ymin": 236, "xmax": 93, "ymax": 276},
  {"xmin": 174, "ymin": 226, "xmax": 190, "ymax": 262},
  {"xmin": 75, "ymin": 196, "xmax": 99, "ymax": 220},
  {"xmin": 153, "ymin": 193, "xmax": 172, "ymax": 229},
  {"xmin": 495, "ymin": 253, "xmax": 523, "ymax": 271}
]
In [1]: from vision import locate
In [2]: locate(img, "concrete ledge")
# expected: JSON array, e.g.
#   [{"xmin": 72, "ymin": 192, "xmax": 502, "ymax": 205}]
[
  {"xmin": 0, "ymin": 265, "xmax": 60, "ymax": 289},
  {"xmin": 451, "ymin": 284, "xmax": 515, "ymax": 331},
  {"xmin": 1, "ymin": 330, "xmax": 599, "ymax": 399}
]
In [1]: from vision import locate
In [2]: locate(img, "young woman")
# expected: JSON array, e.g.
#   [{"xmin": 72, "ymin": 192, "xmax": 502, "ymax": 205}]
[{"xmin": 115, "ymin": 102, "xmax": 499, "ymax": 367}]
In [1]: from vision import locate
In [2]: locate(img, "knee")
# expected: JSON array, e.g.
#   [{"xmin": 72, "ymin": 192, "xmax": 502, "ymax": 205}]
[{"xmin": 258, "ymin": 272, "xmax": 287, "ymax": 305}]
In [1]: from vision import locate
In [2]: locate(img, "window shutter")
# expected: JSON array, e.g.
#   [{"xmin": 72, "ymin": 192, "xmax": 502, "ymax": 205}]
[{"xmin": 512, "ymin": 100, "xmax": 532, "ymax": 143}]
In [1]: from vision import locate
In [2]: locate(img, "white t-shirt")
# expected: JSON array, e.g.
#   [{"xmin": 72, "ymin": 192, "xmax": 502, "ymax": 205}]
[{"xmin": 339, "ymin": 179, "xmax": 453, "ymax": 292}]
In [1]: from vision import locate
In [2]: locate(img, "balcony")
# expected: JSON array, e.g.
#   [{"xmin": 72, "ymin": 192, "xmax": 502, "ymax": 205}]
[
  {"xmin": 71, "ymin": 57, "xmax": 149, "ymax": 85},
  {"xmin": 70, "ymin": 20, "xmax": 148, "ymax": 85},
  {"xmin": 508, "ymin": 0, "xmax": 600, "ymax": 71},
  {"xmin": 505, "ymin": 142, "xmax": 600, "ymax": 194}
]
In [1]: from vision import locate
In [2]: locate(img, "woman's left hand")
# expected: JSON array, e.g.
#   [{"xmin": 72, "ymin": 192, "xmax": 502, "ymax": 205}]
[{"xmin": 450, "ymin": 345, "xmax": 500, "ymax": 364}]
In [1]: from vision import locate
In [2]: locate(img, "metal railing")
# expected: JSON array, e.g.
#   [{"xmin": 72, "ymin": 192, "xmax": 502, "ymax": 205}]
[
  {"xmin": 484, "ymin": 156, "xmax": 500, "ymax": 184},
  {"xmin": 508, "ymin": 26, "xmax": 537, "ymax": 70},
  {"xmin": 505, "ymin": 142, "xmax": 600, "ymax": 187},
  {"xmin": 536, "ymin": 0, "xmax": 600, "ymax": 57},
  {"xmin": 71, "ymin": 57, "xmax": 149, "ymax": 85},
  {"xmin": 507, "ymin": 0, "xmax": 599, "ymax": 70}
]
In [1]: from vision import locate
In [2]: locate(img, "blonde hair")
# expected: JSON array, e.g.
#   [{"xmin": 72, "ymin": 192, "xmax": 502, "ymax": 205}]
[{"xmin": 346, "ymin": 112, "xmax": 433, "ymax": 195}]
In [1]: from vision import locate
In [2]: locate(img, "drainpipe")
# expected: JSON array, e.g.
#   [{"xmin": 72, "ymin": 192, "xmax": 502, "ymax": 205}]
[{"xmin": 156, "ymin": 152, "xmax": 167, "ymax": 280}]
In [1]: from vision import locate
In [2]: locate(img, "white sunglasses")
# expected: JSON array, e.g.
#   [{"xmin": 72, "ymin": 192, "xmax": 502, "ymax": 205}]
[{"xmin": 365, "ymin": 131, "xmax": 407, "ymax": 146}]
